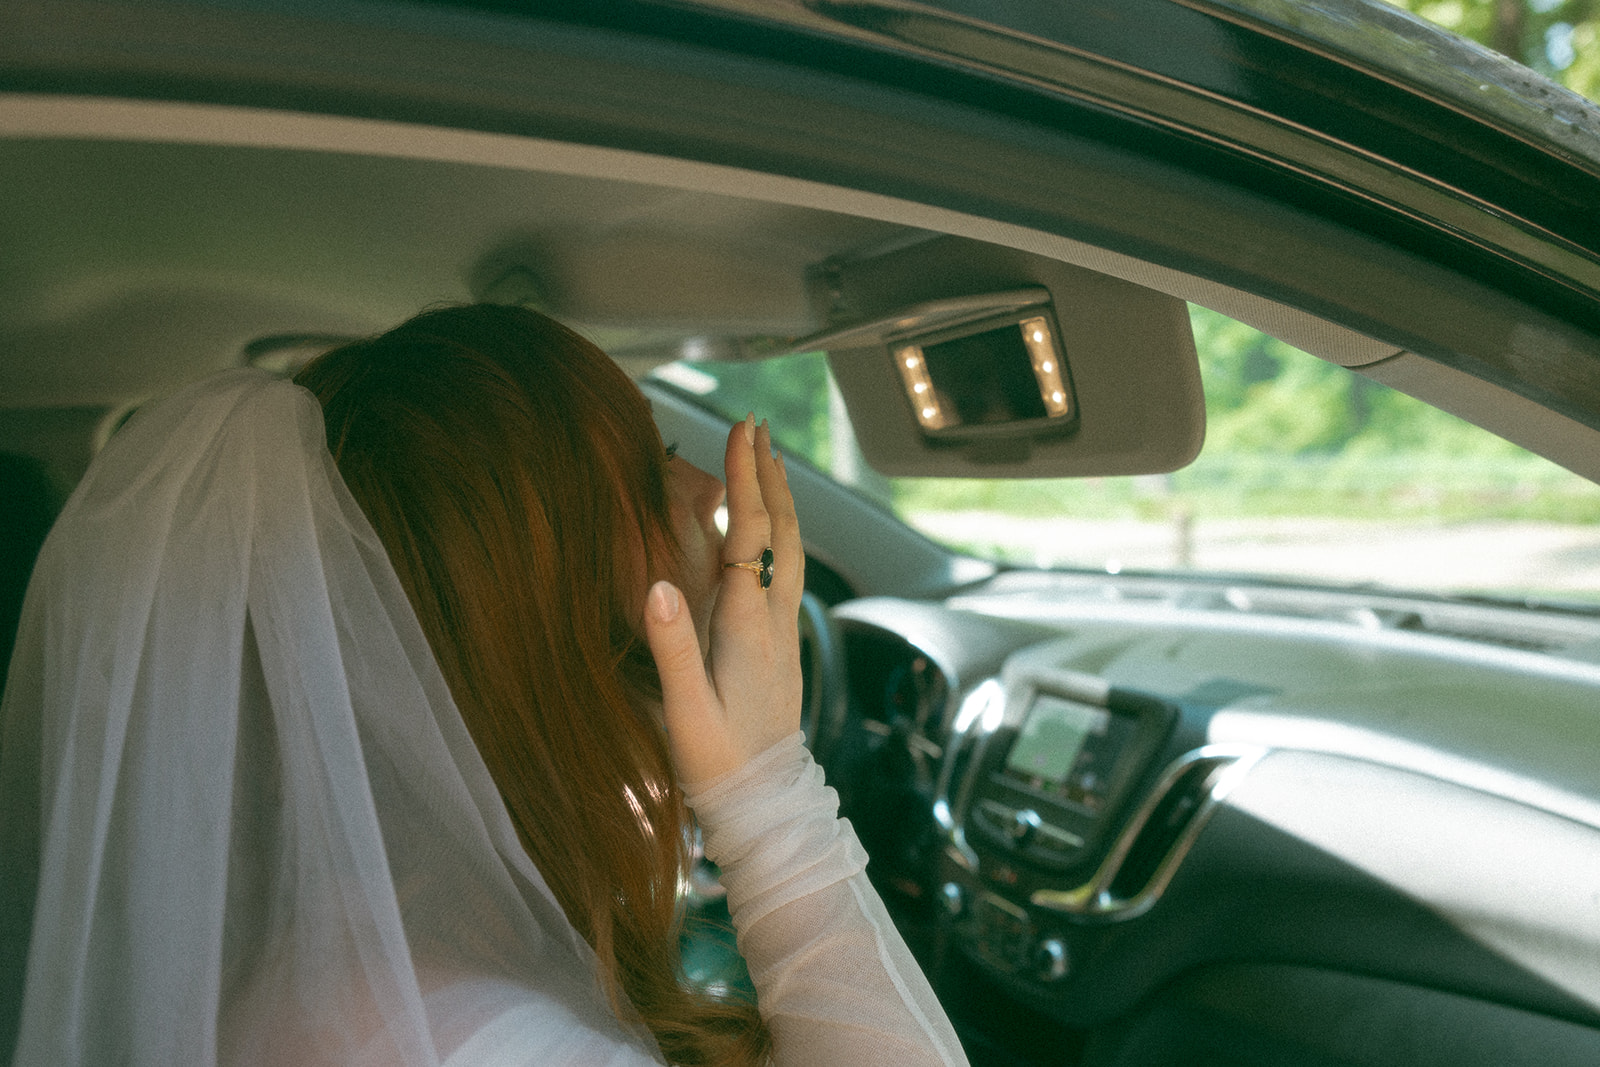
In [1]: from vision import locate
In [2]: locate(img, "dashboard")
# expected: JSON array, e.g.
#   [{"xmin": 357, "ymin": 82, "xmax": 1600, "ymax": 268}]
[{"xmin": 816, "ymin": 573, "xmax": 1600, "ymax": 1066}]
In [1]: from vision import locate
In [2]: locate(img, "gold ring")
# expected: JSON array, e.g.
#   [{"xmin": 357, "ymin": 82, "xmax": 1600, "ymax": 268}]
[{"xmin": 724, "ymin": 548, "xmax": 774, "ymax": 589}]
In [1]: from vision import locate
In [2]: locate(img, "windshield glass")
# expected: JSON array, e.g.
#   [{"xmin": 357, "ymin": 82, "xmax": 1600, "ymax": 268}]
[{"xmin": 651, "ymin": 307, "xmax": 1600, "ymax": 605}]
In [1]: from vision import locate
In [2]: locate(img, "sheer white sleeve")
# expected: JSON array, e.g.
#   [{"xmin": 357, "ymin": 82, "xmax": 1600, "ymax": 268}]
[{"xmin": 686, "ymin": 733, "xmax": 968, "ymax": 1067}]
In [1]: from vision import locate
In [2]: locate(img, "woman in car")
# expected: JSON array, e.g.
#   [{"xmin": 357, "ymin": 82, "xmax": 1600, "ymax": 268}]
[{"xmin": 0, "ymin": 305, "xmax": 966, "ymax": 1065}]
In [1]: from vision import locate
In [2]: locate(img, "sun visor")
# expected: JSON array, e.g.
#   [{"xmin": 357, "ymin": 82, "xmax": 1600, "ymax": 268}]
[{"xmin": 806, "ymin": 237, "xmax": 1204, "ymax": 478}]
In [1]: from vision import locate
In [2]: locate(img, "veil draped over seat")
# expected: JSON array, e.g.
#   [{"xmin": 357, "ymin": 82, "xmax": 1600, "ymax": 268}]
[{"xmin": 0, "ymin": 369, "xmax": 660, "ymax": 1065}]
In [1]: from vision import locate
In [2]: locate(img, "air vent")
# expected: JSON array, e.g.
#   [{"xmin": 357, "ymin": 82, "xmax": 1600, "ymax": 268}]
[
  {"xmin": 1106, "ymin": 756, "xmax": 1233, "ymax": 901},
  {"xmin": 1031, "ymin": 746, "xmax": 1264, "ymax": 920}
]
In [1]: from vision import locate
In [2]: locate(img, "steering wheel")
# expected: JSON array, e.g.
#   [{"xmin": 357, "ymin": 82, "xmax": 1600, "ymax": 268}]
[{"xmin": 797, "ymin": 588, "xmax": 847, "ymax": 766}]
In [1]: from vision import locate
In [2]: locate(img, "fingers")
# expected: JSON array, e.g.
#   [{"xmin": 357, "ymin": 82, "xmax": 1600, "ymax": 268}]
[
  {"xmin": 721, "ymin": 414, "xmax": 802, "ymax": 611},
  {"xmin": 650, "ymin": 419, "xmax": 806, "ymax": 786},
  {"xmin": 642, "ymin": 580, "xmax": 732, "ymax": 778},
  {"xmin": 753, "ymin": 424, "xmax": 804, "ymax": 608},
  {"xmin": 721, "ymin": 415, "xmax": 772, "ymax": 578},
  {"xmin": 642, "ymin": 581, "xmax": 709, "ymax": 708}
]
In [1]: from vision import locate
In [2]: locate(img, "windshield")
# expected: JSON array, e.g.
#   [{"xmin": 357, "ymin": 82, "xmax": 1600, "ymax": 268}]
[{"xmin": 651, "ymin": 307, "xmax": 1600, "ymax": 605}]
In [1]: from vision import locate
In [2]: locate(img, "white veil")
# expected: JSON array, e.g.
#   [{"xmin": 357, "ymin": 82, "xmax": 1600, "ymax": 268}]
[{"xmin": 1, "ymin": 369, "xmax": 661, "ymax": 1065}]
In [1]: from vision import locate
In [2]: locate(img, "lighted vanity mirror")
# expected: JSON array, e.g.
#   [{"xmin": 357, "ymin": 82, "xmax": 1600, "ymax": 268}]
[
  {"xmin": 892, "ymin": 307, "xmax": 1076, "ymax": 440},
  {"xmin": 807, "ymin": 237, "xmax": 1205, "ymax": 478}
]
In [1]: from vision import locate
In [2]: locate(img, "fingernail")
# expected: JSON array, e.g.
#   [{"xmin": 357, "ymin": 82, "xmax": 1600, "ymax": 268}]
[
  {"xmin": 743, "ymin": 413, "xmax": 755, "ymax": 446},
  {"xmin": 649, "ymin": 581, "xmax": 680, "ymax": 622}
]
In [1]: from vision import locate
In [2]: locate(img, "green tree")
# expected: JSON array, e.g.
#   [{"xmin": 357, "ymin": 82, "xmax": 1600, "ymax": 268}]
[
  {"xmin": 667, "ymin": 352, "xmax": 835, "ymax": 468},
  {"xmin": 1384, "ymin": 0, "xmax": 1600, "ymax": 102}
]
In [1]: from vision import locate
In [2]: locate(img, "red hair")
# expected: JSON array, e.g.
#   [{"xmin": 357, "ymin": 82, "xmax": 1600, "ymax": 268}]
[{"xmin": 296, "ymin": 304, "xmax": 769, "ymax": 1066}]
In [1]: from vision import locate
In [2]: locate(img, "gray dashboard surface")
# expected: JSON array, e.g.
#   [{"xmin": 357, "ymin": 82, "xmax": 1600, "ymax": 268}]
[
  {"xmin": 940, "ymin": 574, "xmax": 1600, "ymax": 833},
  {"xmin": 840, "ymin": 578, "xmax": 1600, "ymax": 1031}
]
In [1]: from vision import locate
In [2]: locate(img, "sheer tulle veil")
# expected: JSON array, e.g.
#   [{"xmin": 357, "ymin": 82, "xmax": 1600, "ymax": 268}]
[{"xmin": 0, "ymin": 369, "xmax": 660, "ymax": 1064}]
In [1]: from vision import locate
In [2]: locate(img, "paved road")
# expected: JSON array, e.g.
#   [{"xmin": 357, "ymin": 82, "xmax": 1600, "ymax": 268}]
[{"xmin": 907, "ymin": 511, "xmax": 1600, "ymax": 602}]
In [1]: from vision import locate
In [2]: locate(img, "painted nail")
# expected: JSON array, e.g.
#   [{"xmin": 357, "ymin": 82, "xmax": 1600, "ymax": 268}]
[
  {"xmin": 648, "ymin": 581, "xmax": 681, "ymax": 622},
  {"xmin": 744, "ymin": 413, "xmax": 756, "ymax": 446}
]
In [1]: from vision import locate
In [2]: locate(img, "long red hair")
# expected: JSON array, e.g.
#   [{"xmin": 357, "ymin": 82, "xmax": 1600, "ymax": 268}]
[{"xmin": 296, "ymin": 304, "xmax": 769, "ymax": 1066}]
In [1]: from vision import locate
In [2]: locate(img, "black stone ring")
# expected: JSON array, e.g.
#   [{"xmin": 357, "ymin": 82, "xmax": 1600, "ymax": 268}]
[{"xmin": 724, "ymin": 547, "xmax": 774, "ymax": 589}]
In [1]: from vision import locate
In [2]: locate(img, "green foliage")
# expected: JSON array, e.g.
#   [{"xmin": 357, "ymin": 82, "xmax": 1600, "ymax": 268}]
[
  {"xmin": 889, "ymin": 305, "xmax": 1600, "ymax": 526},
  {"xmin": 1190, "ymin": 307, "xmax": 1529, "ymax": 462},
  {"xmin": 674, "ymin": 353, "xmax": 836, "ymax": 469},
  {"xmin": 1383, "ymin": 0, "xmax": 1600, "ymax": 102}
]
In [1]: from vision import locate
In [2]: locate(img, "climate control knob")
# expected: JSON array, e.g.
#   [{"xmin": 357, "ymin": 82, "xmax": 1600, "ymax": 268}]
[{"xmin": 1032, "ymin": 937, "xmax": 1070, "ymax": 983}]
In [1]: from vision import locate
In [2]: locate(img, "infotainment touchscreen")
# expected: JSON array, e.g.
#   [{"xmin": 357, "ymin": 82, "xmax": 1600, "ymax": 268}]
[{"xmin": 1002, "ymin": 692, "xmax": 1136, "ymax": 812}]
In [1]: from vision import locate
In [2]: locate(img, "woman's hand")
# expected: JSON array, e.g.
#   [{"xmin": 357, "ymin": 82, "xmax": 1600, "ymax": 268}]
[{"xmin": 643, "ymin": 416, "xmax": 804, "ymax": 785}]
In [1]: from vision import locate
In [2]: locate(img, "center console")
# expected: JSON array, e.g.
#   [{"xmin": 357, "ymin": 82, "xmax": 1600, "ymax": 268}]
[
  {"xmin": 969, "ymin": 684, "xmax": 1167, "ymax": 869},
  {"xmin": 937, "ymin": 664, "xmax": 1183, "ymax": 992}
]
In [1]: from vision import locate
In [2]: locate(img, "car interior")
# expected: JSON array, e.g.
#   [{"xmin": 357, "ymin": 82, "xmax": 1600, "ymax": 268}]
[{"xmin": 6, "ymin": 1, "xmax": 1600, "ymax": 1064}]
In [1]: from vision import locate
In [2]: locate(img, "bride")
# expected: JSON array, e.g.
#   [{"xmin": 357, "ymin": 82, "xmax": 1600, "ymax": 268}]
[{"xmin": 0, "ymin": 304, "xmax": 965, "ymax": 1066}]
